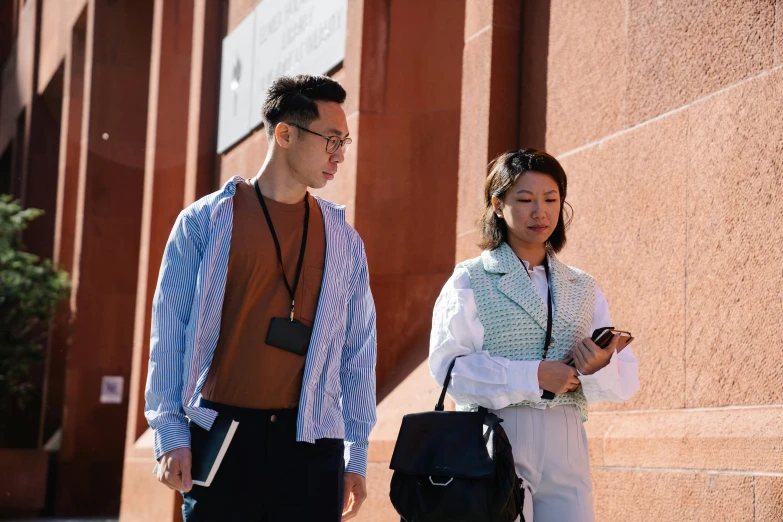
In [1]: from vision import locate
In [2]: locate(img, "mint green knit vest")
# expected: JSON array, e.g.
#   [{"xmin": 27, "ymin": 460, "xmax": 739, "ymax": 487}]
[{"xmin": 457, "ymin": 242, "xmax": 595, "ymax": 421}]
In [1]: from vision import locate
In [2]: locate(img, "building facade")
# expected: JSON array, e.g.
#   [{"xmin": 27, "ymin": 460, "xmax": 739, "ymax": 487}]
[{"xmin": 1, "ymin": 0, "xmax": 781, "ymax": 520}]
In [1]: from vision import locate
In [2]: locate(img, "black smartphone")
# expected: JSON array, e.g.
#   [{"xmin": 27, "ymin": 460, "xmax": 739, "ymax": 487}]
[
  {"xmin": 591, "ymin": 326, "xmax": 616, "ymax": 348},
  {"xmin": 590, "ymin": 327, "xmax": 635, "ymax": 351},
  {"xmin": 564, "ymin": 327, "xmax": 634, "ymax": 367}
]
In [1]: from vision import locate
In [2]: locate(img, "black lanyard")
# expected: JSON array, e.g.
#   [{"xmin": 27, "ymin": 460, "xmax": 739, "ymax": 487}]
[
  {"xmin": 524, "ymin": 257, "xmax": 553, "ymax": 360},
  {"xmin": 542, "ymin": 261, "xmax": 553, "ymax": 360},
  {"xmin": 527, "ymin": 256, "xmax": 558, "ymax": 399},
  {"xmin": 252, "ymin": 178, "xmax": 310, "ymax": 321}
]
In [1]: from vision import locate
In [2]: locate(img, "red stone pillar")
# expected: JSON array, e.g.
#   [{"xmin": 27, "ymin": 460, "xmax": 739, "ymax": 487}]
[
  {"xmin": 22, "ymin": 81, "xmax": 62, "ymax": 262},
  {"xmin": 352, "ymin": 0, "xmax": 466, "ymax": 398},
  {"xmin": 0, "ymin": 0, "xmax": 34, "ymax": 197},
  {"xmin": 182, "ymin": 0, "xmax": 224, "ymax": 206},
  {"xmin": 39, "ymin": 11, "xmax": 87, "ymax": 449},
  {"xmin": 119, "ymin": 0, "xmax": 222, "ymax": 519},
  {"xmin": 518, "ymin": 0, "xmax": 550, "ymax": 150},
  {"xmin": 8, "ymin": 0, "xmax": 37, "ymax": 203},
  {"xmin": 56, "ymin": 0, "xmax": 154, "ymax": 515},
  {"xmin": 0, "ymin": 0, "xmax": 53, "ymax": 450},
  {"xmin": 0, "ymin": 0, "xmax": 18, "ymax": 66},
  {"xmin": 456, "ymin": 0, "xmax": 523, "ymax": 262}
]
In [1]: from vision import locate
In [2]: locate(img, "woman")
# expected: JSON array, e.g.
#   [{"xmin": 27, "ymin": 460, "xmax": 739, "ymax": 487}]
[{"xmin": 429, "ymin": 149, "xmax": 640, "ymax": 522}]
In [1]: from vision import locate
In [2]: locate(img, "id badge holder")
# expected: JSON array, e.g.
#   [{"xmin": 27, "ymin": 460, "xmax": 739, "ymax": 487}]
[{"xmin": 266, "ymin": 316, "xmax": 312, "ymax": 356}]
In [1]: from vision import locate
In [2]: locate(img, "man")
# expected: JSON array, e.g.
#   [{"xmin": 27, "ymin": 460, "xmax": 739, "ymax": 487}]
[{"xmin": 145, "ymin": 75, "xmax": 376, "ymax": 521}]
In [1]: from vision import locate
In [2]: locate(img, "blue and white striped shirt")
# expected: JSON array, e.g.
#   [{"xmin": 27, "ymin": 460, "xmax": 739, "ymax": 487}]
[{"xmin": 144, "ymin": 176, "xmax": 377, "ymax": 476}]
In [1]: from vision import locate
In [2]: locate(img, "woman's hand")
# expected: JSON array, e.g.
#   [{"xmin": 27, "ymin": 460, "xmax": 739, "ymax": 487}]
[
  {"xmin": 570, "ymin": 334, "xmax": 617, "ymax": 376},
  {"xmin": 538, "ymin": 361, "xmax": 581, "ymax": 394}
]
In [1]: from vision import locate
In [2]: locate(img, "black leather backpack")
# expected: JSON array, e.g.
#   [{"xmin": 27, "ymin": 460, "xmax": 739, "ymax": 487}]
[{"xmin": 388, "ymin": 358, "xmax": 525, "ymax": 522}]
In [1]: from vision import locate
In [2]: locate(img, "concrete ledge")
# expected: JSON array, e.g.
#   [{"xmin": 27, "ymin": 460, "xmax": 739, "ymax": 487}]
[
  {"xmin": 357, "ymin": 462, "xmax": 397, "ymax": 522},
  {"xmin": 586, "ymin": 406, "xmax": 783, "ymax": 472},
  {"xmin": 592, "ymin": 468, "xmax": 755, "ymax": 521},
  {"xmin": 124, "ymin": 427, "xmax": 155, "ymax": 461},
  {"xmin": 118, "ymin": 429, "xmax": 180, "ymax": 522},
  {"xmin": 371, "ymin": 363, "xmax": 783, "ymax": 477},
  {"xmin": 0, "ymin": 449, "xmax": 48, "ymax": 512},
  {"xmin": 362, "ymin": 360, "xmax": 447, "ymax": 521},
  {"xmin": 366, "ymin": 364, "xmax": 783, "ymax": 521}
]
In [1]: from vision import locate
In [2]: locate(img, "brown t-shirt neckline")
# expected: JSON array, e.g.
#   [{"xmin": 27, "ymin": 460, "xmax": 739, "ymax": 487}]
[{"xmin": 201, "ymin": 180, "xmax": 327, "ymax": 409}]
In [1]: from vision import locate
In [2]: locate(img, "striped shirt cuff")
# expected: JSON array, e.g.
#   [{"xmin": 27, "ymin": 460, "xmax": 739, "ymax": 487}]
[
  {"xmin": 153, "ymin": 421, "xmax": 191, "ymax": 461},
  {"xmin": 344, "ymin": 441, "xmax": 368, "ymax": 477}
]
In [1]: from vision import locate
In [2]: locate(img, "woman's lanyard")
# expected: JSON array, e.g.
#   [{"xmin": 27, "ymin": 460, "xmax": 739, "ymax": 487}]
[
  {"xmin": 525, "ymin": 257, "xmax": 557, "ymax": 400},
  {"xmin": 252, "ymin": 178, "xmax": 310, "ymax": 321},
  {"xmin": 541, "ymin": 261, "xmax": 553, "ymax": 360},
  {"xmin": 523, "ymin": 257, "xmax": 554, "ymax": 359}
]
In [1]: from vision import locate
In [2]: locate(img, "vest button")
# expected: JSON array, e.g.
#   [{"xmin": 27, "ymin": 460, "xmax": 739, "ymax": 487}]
[{"xmin": 270, "ymin": 414, "xmax": 277, "ymax": 423}]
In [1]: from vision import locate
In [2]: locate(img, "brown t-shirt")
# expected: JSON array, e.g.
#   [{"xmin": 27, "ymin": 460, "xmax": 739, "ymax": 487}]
[{"xmin": 201, "ymin": 180, "xmax": 326, "ymax": 409}]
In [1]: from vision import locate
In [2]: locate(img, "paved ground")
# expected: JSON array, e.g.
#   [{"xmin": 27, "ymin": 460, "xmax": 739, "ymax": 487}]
[{"xmin": 4, "ymin": 519, "xmax": 118, "ymax": 522}]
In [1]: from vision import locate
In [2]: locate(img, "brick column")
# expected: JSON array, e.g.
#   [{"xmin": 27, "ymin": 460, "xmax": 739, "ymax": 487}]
[
  {"xmin": 38, "ymin": 15, "xmax": 88, "ymax": 448},
  {"xmin": 56, "ymin": 0, "xmax": 154, "ymax": 515},
  {"xmin": 456, "ymin": 0, "xmax": 522, "ymax": 262},
  {"xmin": 119, "ymin": 1, "xmax": 222, "ymax": 520},
  {"xmin": 23, "ymin": 85, "xmax": 62, "ymax": 262},
  {"xmin": 349, "ymin": 0, "xmax": 466, "ymax": 399}
]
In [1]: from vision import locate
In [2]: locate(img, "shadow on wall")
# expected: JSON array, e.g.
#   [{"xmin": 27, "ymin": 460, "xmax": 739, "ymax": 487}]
[
  {"xmin": 519, "ymin": 0, "xmax": 550, "ymax": 150},
  {"xmin": 377, "ymin": 334, "xmax": 431, "ymax": 402}
]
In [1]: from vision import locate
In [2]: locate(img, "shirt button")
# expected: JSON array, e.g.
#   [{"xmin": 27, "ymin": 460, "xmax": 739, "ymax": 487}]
[{"xmin": 270, "ymin": 414, "xmax": 277, "ymax": 423}]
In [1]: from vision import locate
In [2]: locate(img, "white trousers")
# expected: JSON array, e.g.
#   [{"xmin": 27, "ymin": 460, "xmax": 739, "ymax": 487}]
[{"xmin": 491, "ymin": 405, "xmax": 596, "ymax": 522}]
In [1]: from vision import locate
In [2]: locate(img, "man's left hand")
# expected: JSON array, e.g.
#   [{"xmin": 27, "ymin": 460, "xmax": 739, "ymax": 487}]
[{"xmin": 342, "ymin": 472, "xmax": 367, "ymax": 521}]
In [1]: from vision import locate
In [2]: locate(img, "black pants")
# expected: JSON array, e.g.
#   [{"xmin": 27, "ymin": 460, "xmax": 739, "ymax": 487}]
[{"xmin": 182, "ymin": 399, "xmax": 345, "ymax": 522}]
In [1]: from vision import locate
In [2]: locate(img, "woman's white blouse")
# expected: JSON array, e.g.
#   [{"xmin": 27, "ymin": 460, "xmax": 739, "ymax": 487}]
[{"xmin": 429, "ymin": 263, "xmax": 641, "ymax": 411}]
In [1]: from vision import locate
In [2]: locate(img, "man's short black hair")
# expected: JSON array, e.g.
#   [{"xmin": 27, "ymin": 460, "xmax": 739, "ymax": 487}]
[{"xmin": 261, "ymin": 74, "xmax": 347, "ymax": 140}]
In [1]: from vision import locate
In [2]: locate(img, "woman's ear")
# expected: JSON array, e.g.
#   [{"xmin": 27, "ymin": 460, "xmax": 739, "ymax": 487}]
[{"xmin": 491, "ymin": 196, "xmax": 504, "ymax": 219}]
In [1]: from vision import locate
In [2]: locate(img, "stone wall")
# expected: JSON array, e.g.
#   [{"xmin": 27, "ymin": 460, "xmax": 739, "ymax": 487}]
[
  {"xmin": 541, "ymin": 0, "xmax": 783, "ymax": 519},
  {"xmin": 3, "ymin": 0, "xmax": 780, "ymax": 519},
  {"xmin": 370, "ymin": 1, "xmax": 783, "ymax": 520}
]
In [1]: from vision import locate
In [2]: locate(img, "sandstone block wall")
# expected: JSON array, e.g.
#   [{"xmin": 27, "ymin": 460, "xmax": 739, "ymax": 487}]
[{"xmin": 548, "ymin": 1, "xmax": 783, "ymax": 519}]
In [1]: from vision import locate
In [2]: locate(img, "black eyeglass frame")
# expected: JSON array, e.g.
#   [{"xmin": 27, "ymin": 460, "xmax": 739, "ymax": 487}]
[{"xmin": 286, "ymin": 122, "xmax": 352, "ymax": 154}]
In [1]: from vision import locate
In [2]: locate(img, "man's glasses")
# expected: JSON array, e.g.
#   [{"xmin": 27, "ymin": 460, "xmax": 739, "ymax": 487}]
[{"xmin": 287, "ymin": 123, "xmax": 352, "ymax": 154}]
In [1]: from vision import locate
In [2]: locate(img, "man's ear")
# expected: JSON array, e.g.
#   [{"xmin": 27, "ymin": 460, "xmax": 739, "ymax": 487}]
[{"xmin": 274, "ymin": 122, "xmax": 293, "ymax": 149}]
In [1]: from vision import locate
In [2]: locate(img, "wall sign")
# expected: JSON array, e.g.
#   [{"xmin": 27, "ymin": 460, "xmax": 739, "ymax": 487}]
[
  {"xmin": 100, "ymin": 376, "xmax": 124, "ymax": 404},
  {"xmin": 217, "ymin": 0, "xmax": 347, "ymax": 153},
  {"xmin": 217, "ymin": 13, "xmax": 256, "ymax": 153}
]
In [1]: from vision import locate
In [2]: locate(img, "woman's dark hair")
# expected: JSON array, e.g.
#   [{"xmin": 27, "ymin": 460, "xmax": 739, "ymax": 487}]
[
  {"xmin": 478, "ymin": 148, "xmax": 573, "ymax": 253},
  {"xmin": 261, "ymin": 74, "xmax": 346, "ymax": 140}
]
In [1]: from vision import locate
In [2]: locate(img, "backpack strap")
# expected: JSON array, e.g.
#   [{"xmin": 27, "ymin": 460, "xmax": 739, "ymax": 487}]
[{"xmin": 434, "ymin": 357, "xmax": 488, "ymax": 417}]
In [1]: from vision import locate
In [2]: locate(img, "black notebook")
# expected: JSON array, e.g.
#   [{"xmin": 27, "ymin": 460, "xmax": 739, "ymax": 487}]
[{"xmin": 190, "ymin": 416, "xmax": 239, "ymax": 487}]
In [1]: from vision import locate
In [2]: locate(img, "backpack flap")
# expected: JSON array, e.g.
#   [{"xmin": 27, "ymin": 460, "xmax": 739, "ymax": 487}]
[{"xmin": 389, "ymin": 410, "xmax": 497, "ymax": 479}]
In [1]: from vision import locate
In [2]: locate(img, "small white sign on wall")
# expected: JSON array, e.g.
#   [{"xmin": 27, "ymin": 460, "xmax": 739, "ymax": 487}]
[{"xmin": 100, "ymin": 376, "xmax": 124, "ymax": 404}]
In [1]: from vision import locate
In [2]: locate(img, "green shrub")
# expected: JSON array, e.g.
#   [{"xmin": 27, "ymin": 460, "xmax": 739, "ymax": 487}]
[{"xmin": 0, "ymin": 195, "xmax": 70, "ymax": 425}]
